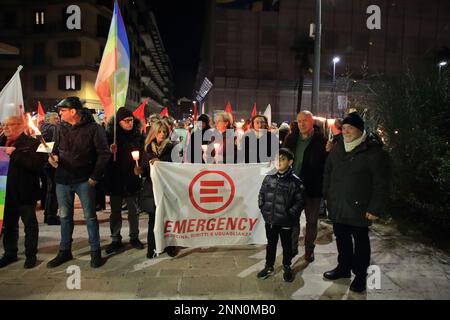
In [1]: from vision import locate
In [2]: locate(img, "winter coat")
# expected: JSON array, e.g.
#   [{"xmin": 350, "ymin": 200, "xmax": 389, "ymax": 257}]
[
  {"xmin": 283, "ymin": 130, "xmax": 327, "ymax": 197},
  {"xmin": 186, "ymin": 126, "xmax": 211, "ymax": 163},
  {"xmin": 142, "ymin": 140, "xmax": 175, "ymax": 178},
  {"xmin": 207, "ymin": 129, "xmax": 238, "ymax": 164},
  {"xmin": 104, "ymin": 116, "xmax": 145, "ymax": 196},
  {"xmin": 53, "ymin": 108, "xmax": 111, "ymax": 185},
  {"xmin": 240, "ymin": 130, "xmax": 278, "ymax": 163},
  {"xmin": 323, "ymin": 132, "xmax": 391, "ymax": 227},
  {"xmin": 0, "ymin": 134, "xmax": 46, "ymax": 206},
  {"xmin": 40, "ymin": 122, "xmax": 58, "ymax": 142},
  {"xmin": 258, "ymin": 167, "xmax": 305, "ymax": 227}
]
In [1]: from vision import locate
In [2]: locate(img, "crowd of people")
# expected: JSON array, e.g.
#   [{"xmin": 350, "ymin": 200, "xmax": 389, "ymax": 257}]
[{"xmin": 0, "ymin": 96, "xmax": 390, "ymax": 294}]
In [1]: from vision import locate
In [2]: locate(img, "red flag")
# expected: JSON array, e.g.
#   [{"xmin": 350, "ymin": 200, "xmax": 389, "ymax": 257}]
[
  {"xmin": 193, "ymin": 101, "xmax": 198, "ymax": 122},
  {"xmin": 160, "ymin": 107, "xmax": 168, "ymax": 117},
  {"xmin": 37, "ymin": 101, "xmax": 45, "ymax": 123},
  {"xmin": 225, "ymin": 101, "xmax": 233, "ymax": 123},
  {"xmin": 133, "ymin": 98, "xmax": 148, "ymax": 133},
  {"xmin": 251, "ymin": 102, "xmax": 257, "ymax": 117}
]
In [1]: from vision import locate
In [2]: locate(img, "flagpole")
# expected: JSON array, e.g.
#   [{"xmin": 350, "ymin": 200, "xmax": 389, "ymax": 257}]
[{"xmin": 113, "ymin": 1, "xmax": 118, "ymax": 161}]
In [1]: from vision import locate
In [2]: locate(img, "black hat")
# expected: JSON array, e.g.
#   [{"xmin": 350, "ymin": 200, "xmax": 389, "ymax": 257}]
[
  {"xmin": 116, "ymin": 107, "xmax": 134, "ymax": 123},
  {"xmin": 343, "ymin": 112, "xmax": 365, "ymax": 132},
  {"xmin": 56, "ymin": 96, "xmax": 83, "ymax": 110},
  {"xmin": 279, "ymin": 148, "xmax": 294, "ymax": 161}
]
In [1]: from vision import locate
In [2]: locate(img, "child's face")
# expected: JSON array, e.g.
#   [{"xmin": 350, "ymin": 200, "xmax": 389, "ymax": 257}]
[{"xmin": 277, "ymin": 155, "xmax": 293, "ymax": 172}]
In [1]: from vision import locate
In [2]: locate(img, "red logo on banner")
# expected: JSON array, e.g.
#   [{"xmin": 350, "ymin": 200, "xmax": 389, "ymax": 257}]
[{"xmin": 189, "ymin": 170, "xmax": 235, "ymax": 214}]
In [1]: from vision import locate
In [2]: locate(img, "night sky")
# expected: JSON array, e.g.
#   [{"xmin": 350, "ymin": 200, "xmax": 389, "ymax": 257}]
[{"xmin": 148, "ymin": 1, "xmax": 208, "ymax": 99}]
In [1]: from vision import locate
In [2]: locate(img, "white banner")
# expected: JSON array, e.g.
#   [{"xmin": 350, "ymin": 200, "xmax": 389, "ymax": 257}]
[
  {"xmin": 0, "ymin": 65, "xmax": 24, "ymax": 122},
  {"xmin": 151, "ymin": 162, "xmax": 275, "ymax": 253}
]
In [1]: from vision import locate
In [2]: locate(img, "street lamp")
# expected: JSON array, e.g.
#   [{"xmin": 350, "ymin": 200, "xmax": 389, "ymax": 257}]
[
  {"xmin": 332, "ymin": 56, "xmax": 340, "ymax": 83},
  {"xmin": 438, "ymin": 61, "xmax": 447, "ymax": 81}
]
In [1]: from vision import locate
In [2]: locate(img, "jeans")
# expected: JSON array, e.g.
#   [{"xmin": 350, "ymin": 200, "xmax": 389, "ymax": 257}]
[
  {"xmin": 109, "ymin": 194, "xmax": 139, "ymax": 242},
  {"xmin": 292, "ymin": 196, "xmax": 321, "ymax": 253},
  {"xmin": 265, "ymin": 223, "xmax": 293, "ymax": 267},
  {"xmin": 56, "ymin": 181, "xmax": 100, "ymax": 251},
  {"xmin": 333, "ymin": 223, "xmax": 370, "ymax": 278},
  {"xmin": 2, "ymin": 204, "xmax": 38, "ymax": 258}
]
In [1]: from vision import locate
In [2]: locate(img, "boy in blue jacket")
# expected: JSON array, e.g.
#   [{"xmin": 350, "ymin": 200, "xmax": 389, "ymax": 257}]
[{"xmin": 257, "ymin": 148, "xmax": 305, "ymax": 282}]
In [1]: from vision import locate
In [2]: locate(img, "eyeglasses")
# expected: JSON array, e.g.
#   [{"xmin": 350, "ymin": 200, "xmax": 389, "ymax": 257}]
[{"xmin": 121, "ymin": 118, "xmax": 134, "ymax": 123}]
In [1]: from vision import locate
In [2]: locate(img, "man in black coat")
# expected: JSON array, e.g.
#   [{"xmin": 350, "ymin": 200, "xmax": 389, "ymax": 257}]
[
  {"xmin": 47, "ymin": 97, "xmax": 111, "ymax": 269},
  {"xmin": 104, "ymin": 107, "xmax": 145, "ymax": 254},
  {"xmin": 322, "ymin": 112, "xmax": 391, "ymax": 292},
  {"xmin": 0, "ymin": 116, "xmax": 46, "ymax": 269},
  {"xmin": 283, "ymin": 111, "xmax": 327, "ymax": 262}
]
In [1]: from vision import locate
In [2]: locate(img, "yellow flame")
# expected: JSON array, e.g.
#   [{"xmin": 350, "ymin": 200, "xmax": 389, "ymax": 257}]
[{"xmin": 27, "ymin": 113, "xmax": 41, "ymax": 135}]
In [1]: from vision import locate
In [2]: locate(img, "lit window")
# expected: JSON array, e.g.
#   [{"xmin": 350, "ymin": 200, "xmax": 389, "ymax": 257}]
[
  {"xmin": 66, "ymin": 75, "xmax": 76, "ymax": 90},
  {"xmin": 35, "ymin": 11, "xmax": 45, "ymax": 25}
]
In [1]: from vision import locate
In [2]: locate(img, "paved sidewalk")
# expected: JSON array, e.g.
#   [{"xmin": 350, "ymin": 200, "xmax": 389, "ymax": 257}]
[{"xmin": 0, "ymin": 205, "xmax": 449, "ymax": 300}]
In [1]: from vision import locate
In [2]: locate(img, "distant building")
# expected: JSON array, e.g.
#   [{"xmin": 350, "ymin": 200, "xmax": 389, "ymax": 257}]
[
  {"xmin": 197, "ymin": 0, "xmax": 450, "ymax": 122},
  {"xmin": 0, "ymin": 0, "xmax": 175, "ymax": 116}
]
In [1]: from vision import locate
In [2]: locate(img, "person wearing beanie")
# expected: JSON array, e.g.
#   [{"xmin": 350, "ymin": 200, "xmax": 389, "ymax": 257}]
[
  {"xmin": 47, "ymin": 96, "xmax": 111, "ymax": 269},
  {"xmin": 322, "ymin": 112, "xmax": 391, "ymax": 293},
  {"xmin": 257, "ymin": 148, "xmax": 305, "ymax": 282},
  {"xmin": 103, "ymin": 107, "xmax": 146, "ymax": 254}
]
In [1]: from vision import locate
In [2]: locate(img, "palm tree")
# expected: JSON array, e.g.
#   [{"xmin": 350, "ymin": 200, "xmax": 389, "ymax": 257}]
[{"xmin": 290, "ymin": 35, "xmax": 314, "ymax": 114}]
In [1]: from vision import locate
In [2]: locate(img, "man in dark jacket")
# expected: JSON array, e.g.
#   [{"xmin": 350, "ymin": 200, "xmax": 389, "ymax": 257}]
[
  {"xmin": 283, "ymin": 111, "xmax": 327, "ymax": 262},
  {"xmin": 104, "ymin": 107, "xmax": 145, "ymax": 254},
  {"xmin": 0, "ymin": 116, "xmax": 46, "ymax": 269},
  {"xmin": 322, "ymin": 112, "xmax": 390, "ymax": 293},
  {"xmin": 257, "ymin": 148, "xmax": 305, "ymax": 282},
  {"xmin": 47, "ymin": 97, "xmax": 111, "ymax": 269}
]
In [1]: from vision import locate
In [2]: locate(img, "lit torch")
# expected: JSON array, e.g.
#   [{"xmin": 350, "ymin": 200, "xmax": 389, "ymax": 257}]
[
  {"xmin": 27, "ymin": 113, "xmax": 56, "ymax": 161},
  {"xmin": 131, "ymin": 150, "xmax": 141, "ymax": 178}
]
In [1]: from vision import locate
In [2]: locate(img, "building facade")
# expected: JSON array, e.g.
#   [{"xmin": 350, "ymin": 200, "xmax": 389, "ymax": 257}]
[
  {"xmin": 0, "ymin": 0, "xmax": 175, "ymax": 116},
  {"xmin": 197, "ymin": 0, "xmax": 450, "ymax": 123}
]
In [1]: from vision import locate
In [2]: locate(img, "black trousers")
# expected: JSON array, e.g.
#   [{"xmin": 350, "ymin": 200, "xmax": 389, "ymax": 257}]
[
  {"xmin": 2, "ymin": 204, "xmax": 38, "ymax": 258},
  {"xmin": 44, "ymin": 166, "xmax": 58, "ymax": 218},
  {"xmin": 265, "ymin": 223, "xmax": 293, "ymax": 267},
  {"xmin": 333, "ymin": 223, "xmax": 370, "ymax": 278}
]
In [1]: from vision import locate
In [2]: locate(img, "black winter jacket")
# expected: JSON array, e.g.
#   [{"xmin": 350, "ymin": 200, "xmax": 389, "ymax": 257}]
[
  {"xmin": 258, "ymin": 168, "xmax": 305, "ymax": 227},
  {"xmin": 1, "ymin": 134, "xmax": 46, "ymax": 206},
  {"xmin": 323, "ymin": 132, "xmax": 391, "ymax": 227},
  {"xmin": 283, "ymin": 130, "xmax": 327, "ymax": 197},
  {"xmin": 142, "ymin": 140, "xmax": 175, "ymax": 178},
  {"xmin": 104, "ymin": 116, "xmax": 145, "ymax": 196},
  {"xmin": 53, "ymin": 108, "xmax": 111, "ymax": 185}
]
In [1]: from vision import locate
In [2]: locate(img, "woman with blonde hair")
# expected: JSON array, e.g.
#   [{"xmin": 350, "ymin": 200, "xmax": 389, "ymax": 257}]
[{"xmin": 142, "ymin": 120, "xmax": 177, "ymax": 258}]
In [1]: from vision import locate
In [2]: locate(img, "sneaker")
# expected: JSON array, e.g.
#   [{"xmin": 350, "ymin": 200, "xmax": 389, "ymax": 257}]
[
  {"xmin": 24, "ymin": 256, "xmax": 37, "ymax": 269},
  {"xmin": 47, "ymin": 250, "xmax": 73, "ymax": 268},
  {"xmin": 90, "ymin": 249, "xmax": 104, "ymax": 268},
  {"xmin": 0, "ymin": 255, "xmax": 18, "ymax": 268},
  {"xmin": 283, "ymin": 265, "xmax": 294, "ymax": 282},
  {"xmin": 350, "ymin": 276, "xmax": 367, "ymax": 293},
  {"xmin": 130, "ymin": 239, "xmax": 145, "ymax": 250},
  {"xmin": 257, "ymin": 266, "xmax": 274, "ymax": 279},
  {"xmin": 105, "ymin": 241, "xmax": 124, "ymax": 254}
]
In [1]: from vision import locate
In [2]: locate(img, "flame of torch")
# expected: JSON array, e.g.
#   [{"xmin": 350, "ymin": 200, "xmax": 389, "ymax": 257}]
[{"xmin": 27, "ymin": 113, "xmax": 56, "ymax": 161}]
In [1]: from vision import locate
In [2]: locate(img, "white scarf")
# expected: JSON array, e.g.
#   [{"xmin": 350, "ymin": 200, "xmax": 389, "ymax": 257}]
[{"xmin": 344, "ymin": 130, "xmax": 367, "ymax": 153}]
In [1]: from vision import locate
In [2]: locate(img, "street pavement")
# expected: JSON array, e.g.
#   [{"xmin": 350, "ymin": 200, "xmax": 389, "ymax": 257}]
[{"xmin": 0, "ymin": 201, "xmax": 449, "ymax": 300}]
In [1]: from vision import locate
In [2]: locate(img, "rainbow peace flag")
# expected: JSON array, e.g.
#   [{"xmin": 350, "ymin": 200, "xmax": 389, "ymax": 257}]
[
  {"xmin": 0, "ymin": 147, "xmax": 10, "ymax": 236},
  {"xmin": 95, "ymin": 0, "xmax": 130, "ymax": 119}
]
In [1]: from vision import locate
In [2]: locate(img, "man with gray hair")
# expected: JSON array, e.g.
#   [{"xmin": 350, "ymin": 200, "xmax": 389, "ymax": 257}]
[{"xmin": 283, "ymin": 110, "xmax": 327, "ymax": 262}]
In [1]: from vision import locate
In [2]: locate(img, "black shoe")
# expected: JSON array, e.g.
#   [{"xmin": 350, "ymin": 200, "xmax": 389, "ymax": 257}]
[
  {"xmin": 283, "ymin": 265, "xmax": 294, "ymax": 282},
  {"xmin": 165, "ymin": 246, "xmax": 177, "ymax": 257},
  {"xmin": 350, "ymin": 276, "xmax": 367, "ymax": 293},
  {"xmin": 147, "ymin": 248, "xmax": 157, "ymax": 259},
  {"xmin": 304, "ymin": 251, "xmax": 315, "ymax": 263},
  {"xmin": 0, "ymin": 255, "xmax": 18, "ymax": 268},
  {"xmin": 47, "ymin": 250, "xmax": 73, "ymax": 268},
  {"xmin": 323, "ymin": 267, "xmax": 351, "ymax": 280},
  {"xmin": 105, "ymin": 241, "xmax": 124, "ymax": 254},
  {"xmin": 90, "ymin": 249, "xmax": 104, "ymax": 268},
  {"xmin": 257, "ymin": 266, "xmax": 274, "ymax": 279},
  {"xmin": 130, "ymin": 239, "xmax": 145, "ymax": 250},
  {"xmin": 24, "ymin": 256, "xmax": 37, "ymax": 269},
  {"xmin": 46, "ymin": 216, "xmax": 61, "ymax": 225}
]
